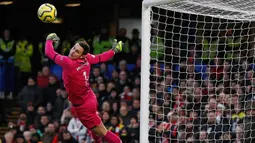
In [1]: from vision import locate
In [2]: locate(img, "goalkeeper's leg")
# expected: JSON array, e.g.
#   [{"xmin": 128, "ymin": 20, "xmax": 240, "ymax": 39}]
[
  {"xmin": 73, "ymin": 92, "xmax": 122, "ymax": 143},
  {"xmin": 91, "ymin": 130, "xmax": 102, "ymax": 143},
  {"xmin": 92, "ymin": 123, "xmax": 122, "ymax": 143}
]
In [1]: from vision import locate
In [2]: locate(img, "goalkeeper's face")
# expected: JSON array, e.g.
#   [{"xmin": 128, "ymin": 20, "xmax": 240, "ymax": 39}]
[{"xmin": 68, "ymin": 43, "xmax": 84, "ymax": 60}]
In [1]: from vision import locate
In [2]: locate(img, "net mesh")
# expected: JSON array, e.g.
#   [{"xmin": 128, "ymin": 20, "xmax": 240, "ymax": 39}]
[{"xmin": 148, "ymin": 0, "xmax": 255, "ymax": 142}]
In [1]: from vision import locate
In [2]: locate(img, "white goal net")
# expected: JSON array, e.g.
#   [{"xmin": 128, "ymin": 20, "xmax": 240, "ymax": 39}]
[{"xmin": 141, "ymin": 0, "xmax": 255, "ymax": 143}]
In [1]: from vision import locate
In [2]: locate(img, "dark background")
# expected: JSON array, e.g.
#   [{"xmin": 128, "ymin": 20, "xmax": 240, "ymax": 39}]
[{"xmin": 0, "ymin": 0, "xmax": 142, "ymax": 41}]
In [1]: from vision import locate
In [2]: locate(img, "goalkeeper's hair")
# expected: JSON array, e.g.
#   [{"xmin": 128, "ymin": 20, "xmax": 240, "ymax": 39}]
[{"xmin": 77, "ymin": 40, "xmax": 90, "ymax": 55}]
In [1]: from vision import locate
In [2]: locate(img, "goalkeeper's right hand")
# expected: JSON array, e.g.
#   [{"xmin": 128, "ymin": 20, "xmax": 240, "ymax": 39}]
[
  {"xmin": 46, "ymin": 33, "xmax": 60, "ymax": 42},
  {"xmin": 112, "ymin": 39, "xmax": 122, "ymax": 53}
]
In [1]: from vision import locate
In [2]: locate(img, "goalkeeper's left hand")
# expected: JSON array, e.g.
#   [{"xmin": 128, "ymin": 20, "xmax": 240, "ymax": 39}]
[
  {"xmin": 46, "ymin": 33, "xmax": 60, "ymax": 42},
  {"xmin": 112, "ymin": 39, "xmax": 122, "ymax": 53}
]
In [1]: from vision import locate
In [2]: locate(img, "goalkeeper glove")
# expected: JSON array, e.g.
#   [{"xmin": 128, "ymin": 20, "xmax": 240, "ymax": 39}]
[
  {"xmin": 46, "ymin": 33, "xmax": 60, "ymax": 42},
  {"xmin": 112, "ymin": 39, "xmax": 122, "ymax": 53}
]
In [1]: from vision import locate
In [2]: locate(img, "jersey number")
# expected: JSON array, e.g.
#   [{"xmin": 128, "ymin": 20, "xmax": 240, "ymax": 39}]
[{"xmin": 83, "ymin": 71, "xmax": 88, "ymax": 85}]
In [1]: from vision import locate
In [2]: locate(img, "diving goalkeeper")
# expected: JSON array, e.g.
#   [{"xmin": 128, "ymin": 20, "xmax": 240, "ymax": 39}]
[{"xmin": 45, "ymin": 33, "xmax": 122, "ymax": 143}]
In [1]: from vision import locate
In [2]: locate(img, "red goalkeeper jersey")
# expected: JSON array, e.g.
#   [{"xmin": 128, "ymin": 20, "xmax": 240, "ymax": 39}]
[{"xmin": 45, "ymin": 40, "xmax": 114, "ymax": 104}]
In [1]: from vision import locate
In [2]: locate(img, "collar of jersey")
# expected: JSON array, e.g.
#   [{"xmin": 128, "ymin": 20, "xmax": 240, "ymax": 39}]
[{"xmin": 74, "ymin": 57, "xmax": 86, "ymax": 64}]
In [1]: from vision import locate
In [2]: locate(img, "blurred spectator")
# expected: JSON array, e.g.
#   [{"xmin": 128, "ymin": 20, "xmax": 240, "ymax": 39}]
[
  {"xmin": 100, "ymin": 63, "xmax": 111, "ymax": 79},
  {"xmin": 120, "ymin": 85, "xmax": 133, "ymax": 102},
  {"xmin": 36, "ymin": 114, "xmax": 49, "ymax": 133},
  {"xmin": 127, "ymin": 44, "xmax": 139, "ymax": 64},
  {"xmin": 118, "ymin": 60, "xmax": 128, "ymax": 73},
  {"xmin": 133, "ymin": 57, "xmax": 141, "ymax": 76},
  {"xmin": 107, "ymin": 88, "xmax": 120, "ymax": 102},
  {"xmin": 101, "ymin": 111, "xmax": 111, "ymax": 128},
  {"xmin": 101, "ymin": 101, "xmax": 111, "ymax": 113},
  {"xmin": 114, "ymin": 28, "xmax": 130, "ymax": 62},
  {"xmin": 28, "ymin": 125, "xmax": 41, "ymax": 141},
  {"xmin": 67, "ymin": 108, "xmax": 88, "ymax": 142},
  {"xmin": 116, "ymin": 71, "xmax": 130, "ymax": 93},
  {"xmin": 41, "ymin": 123, "xmax": 56, "ymax": 143},
  {"xmin": 14, "ymin": 133, "xmax": 25, "ymax": 143},
  {"xmin": 108, "ymin": 115, "xmax": 127, "ymax": 142},
  {"xmin": 43, "ymin": 75, "xmax": 60, "ymax": 105},
  {"xmin": 126, "ymin": 116, "xmax": 139, "ymax": 143},
  {"xmin": 34, "ymin": 106, "xmax": 46, "ymax": 129},
  {"xmin": 51, "ymin": 123, "xmax": 68, "ymax": 143},
  {"xmin": 0, "ymin": 29, "xmax": 15, "ymax": 63},
  {"xmin": 92, "ymin": 26, "xmax": 114, "ymax": 54},
  {"xmin": 130, "ymin": 29, "xmax": 141, "ymax": 49},
  {"xmin": 150, "ymin": 23, "xmax": 164, "ymax": 60},
  {"xmin": 119, "ymin": 106, "xmax": 131, "ymax": 126},
  {"xmin": 53, "ymin": 88, "xmax": 69, "ymax": 120},
  {"xmin": 97, "ymin": 83, "xmax": 108, "ymax": 105},
  {"xmin": 37, "ymin": 66, "xmax": 50, "ymax": 88},
  {"xmin": 60, "ymin": 109, "xmax": 72, "ymax": 125},
  {"xmin": 14, "ymin": 35, "xmax": 33, "ymax": 90},
  {"xmin": 106, "ymin": 81, "xmax": 116, "ymax": 94},
  {"xmin": 89, "ymin": 67, "xmax": 101, "ymax": 83},
  {"xmin": 26, "ymin": 103, "xmax": 36, "ymax": 126},
  {"xmin": 130, "ymin": 99, "xmax": 140, "ymax": 116},
  {"xmin": 45, "ymin": 102, "xmax": 53, "ymax": 117},
  {"xmin": 0, "ymin": 29, "xmax": 16, "ymax": 99},
  {"xmin": 17, "ymin": 113, "xmax": 27, "ymax": 132},
  {"xmin": 2, "ymin": 131, "xmax": 14, "ymax": 143},
  {"xmin": 23, "ymin": 131, "xmax": 32, "ymax": 143},
  {"xmin": 111, "ymin": 101, "xmax": 120, "ymax": 115},
  {"xmin": 116, "ymin": 28, "xmax": 130, "ymax": 53},
  {"xmin": 18, "ymin": 77, "xmax": 43, "ymax": 111},
  {"xmin": 59, "ymin": 131, "xmax": 78, "ymax": 143}
]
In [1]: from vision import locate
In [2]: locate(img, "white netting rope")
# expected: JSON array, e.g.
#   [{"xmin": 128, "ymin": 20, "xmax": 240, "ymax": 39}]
[
  {"xmin": 156, "ymin": 0, "xmax": 255, "ymax": 21},
  {"xmin": 148, "ymin": 2, "xmax": 255, "ymax": 143}
]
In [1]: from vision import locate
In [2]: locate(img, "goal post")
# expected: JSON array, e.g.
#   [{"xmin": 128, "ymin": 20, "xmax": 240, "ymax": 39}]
[
  {"xmin": 141, "ymin": 0, "xmax": 173, "ymax": 142},
  {"xmin": 141, "ymin": 0, "xmax": 255, "ymax": 143},
  {"xmin": 140, "ymin": 1, "xmax": 151, "ymax": 143}
]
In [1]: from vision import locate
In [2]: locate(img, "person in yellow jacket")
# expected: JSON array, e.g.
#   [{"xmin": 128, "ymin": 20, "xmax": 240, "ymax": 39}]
[
  {"xmin": 150, "ymin": 35, "xmax": 164, "ymax": 60},
  {"xmin": 92, "ymin": 26, "xmax": 114, "ymax": 55},
  {"xmin": 150, "ymin": 23, "xmax": 165, "ymax": 61},
  {"xmin": 201, "ymin": 37, "xmax": 218, "ymax": 64},
  {"xmin": 14, "ymin": 36, "xmax": 33, "ymax": 90},
  {"xmin": 0, "ymin": 29, "xmax": 16, "ymax": 99},
  {"xmin": 225, "ymin": 29, "xmax": 245, "ymax": 61},
  {"xmin": 0, "ymin": 29, "xmax": 15, "ymax": 59},
  {"xmin": 202, "ymin": 29, "xmax": 244, "ymax": 64}
]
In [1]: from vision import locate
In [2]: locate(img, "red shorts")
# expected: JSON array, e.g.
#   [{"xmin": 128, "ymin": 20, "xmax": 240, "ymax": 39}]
[{"xmin": 73, "ymin": 90, "xmax": 102, "ymax": 129}]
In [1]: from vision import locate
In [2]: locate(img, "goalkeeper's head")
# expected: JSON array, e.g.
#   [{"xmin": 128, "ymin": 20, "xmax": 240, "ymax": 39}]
[{"xmin": 68, "ymin": 39, "xmax": 90, "ymax": 60}]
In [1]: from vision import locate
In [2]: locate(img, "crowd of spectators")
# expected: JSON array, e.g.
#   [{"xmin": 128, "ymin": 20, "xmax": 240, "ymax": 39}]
[{"xmin": 147, "ymin": 28, "xmax": 255, "ymax": 142}]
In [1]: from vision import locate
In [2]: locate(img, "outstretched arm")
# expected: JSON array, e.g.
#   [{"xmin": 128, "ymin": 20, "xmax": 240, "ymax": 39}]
[
  {"xmin": 86, "ymin": 50, "xmax": 115, "ymax": 64},
  {"xmin": 87, "ymin": 39, "xmax": 123, "ymax": 64},
  {"xmin": 45, "ymin": 40, "xmax": 72, "ymax": 68}
]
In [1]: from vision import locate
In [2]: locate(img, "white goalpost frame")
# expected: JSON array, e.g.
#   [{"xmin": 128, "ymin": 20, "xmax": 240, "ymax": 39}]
[
  {"xmin": 141, "ymin": 0, "xmax": 171, "ymax": 142},
  {"xmin": 140, "ymin": 2, "xmax": 151, "ymax": 143}
]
